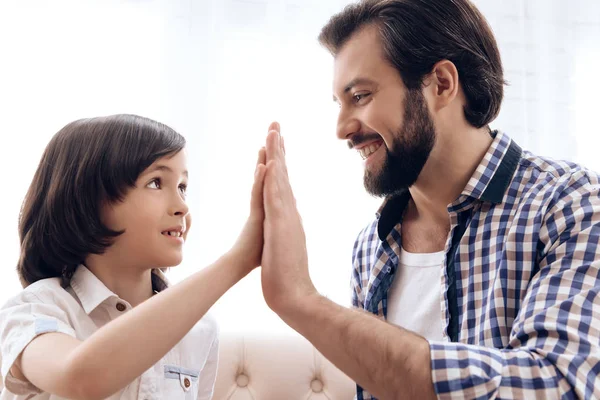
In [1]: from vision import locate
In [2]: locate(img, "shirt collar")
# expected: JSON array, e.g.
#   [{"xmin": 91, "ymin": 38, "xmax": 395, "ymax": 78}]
[
  {"xmin": 70, "ymin": 265, "xmax": 170, "ymax": 315},
  {"xmin": 376, "ymin": 131, "xmax": 522, "ymax": 240},
  {"xmin": 459, "ymin": 130, "xmax": 522, "ymax": 204}
]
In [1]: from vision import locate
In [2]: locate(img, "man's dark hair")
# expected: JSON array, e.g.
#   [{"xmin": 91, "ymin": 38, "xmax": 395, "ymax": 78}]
[{"xmin": 319, "ymin": 0, "xmax": 505, "ymax": 128}]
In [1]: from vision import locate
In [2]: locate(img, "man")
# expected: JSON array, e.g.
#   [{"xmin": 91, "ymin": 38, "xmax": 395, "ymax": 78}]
[{"xmin": 259, "ymin": 0, "xmax": 600, "ymax": 399}]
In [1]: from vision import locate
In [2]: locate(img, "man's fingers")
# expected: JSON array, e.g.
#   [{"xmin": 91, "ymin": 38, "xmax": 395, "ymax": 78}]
[
  {"xmin": 266, "ymin": 129, "xmax": 282, "ymax": 164},
  {"xmin": 264, "ymin": 158, "xmax": 299, "ymax": 218},
  {"xmin": 266, "ymin": 121, "xmax": 287, "ymax": 166},
  {"xmin": 265, "ymin": 127, "xmax": 290, "ymax": 179},
  {"xmin": 263, "ymin": 159, "xmax": 282, "ymax": 219},
  {"xmin": 264, "ymin": 121, "xmax": 297, "ymax": 218},
  {"xmin": 268, "ymin": 121, "xmax": 280, "ymax": 133}
]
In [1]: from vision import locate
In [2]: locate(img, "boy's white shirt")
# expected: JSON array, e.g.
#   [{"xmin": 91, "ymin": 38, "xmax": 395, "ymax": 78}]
[{"xmin": 0, "ymin": 266, "xmax": 218, "ymax": 400}]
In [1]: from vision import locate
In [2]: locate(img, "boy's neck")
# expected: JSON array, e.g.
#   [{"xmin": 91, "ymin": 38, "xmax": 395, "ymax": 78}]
[{"xmin": 84, "ymin": 254, "xmax": 155, "ymax": 308}]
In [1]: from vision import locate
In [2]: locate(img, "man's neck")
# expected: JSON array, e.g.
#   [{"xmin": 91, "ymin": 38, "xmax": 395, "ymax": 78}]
[{"xmin": 408, "ymin": 125, "xmax": 493, "ymax": 224}]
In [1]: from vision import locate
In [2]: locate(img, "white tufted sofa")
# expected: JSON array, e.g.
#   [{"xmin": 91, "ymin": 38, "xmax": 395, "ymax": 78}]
[{"xmin": 214, "ymin": 331, "xmax": 356, "ymax": 399}]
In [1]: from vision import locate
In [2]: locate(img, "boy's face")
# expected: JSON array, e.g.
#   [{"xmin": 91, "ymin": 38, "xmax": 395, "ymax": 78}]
[{"xmin": 102, "ymin": 150, "xmax": 191, "ymax": 269}]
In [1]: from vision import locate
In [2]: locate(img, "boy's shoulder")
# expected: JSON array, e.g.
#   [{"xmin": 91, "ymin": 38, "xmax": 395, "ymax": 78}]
[{"xmin": 1, "ymin": 277, "xmax": 68, "ymax": 309}]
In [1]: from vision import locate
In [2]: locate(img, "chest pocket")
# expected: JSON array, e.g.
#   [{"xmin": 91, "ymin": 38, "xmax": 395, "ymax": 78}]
[{"xmin": 163, "ymin": 364, "xmax": 199, "ymax": 400}]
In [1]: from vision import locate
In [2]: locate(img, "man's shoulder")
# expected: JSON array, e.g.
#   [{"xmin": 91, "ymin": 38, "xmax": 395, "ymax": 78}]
[
  {"xmin": 513, "ymin": 150, "xmax": 600, "ymax": 225},
  {"xmin": 520, "ymin": 150, "xmax": 600, "ymax": 189}
]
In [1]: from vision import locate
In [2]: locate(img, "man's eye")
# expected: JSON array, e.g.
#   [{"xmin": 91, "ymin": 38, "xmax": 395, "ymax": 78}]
[{"xmin": 353, "ymin": 93, "xmax": 371, "ymax": 103}]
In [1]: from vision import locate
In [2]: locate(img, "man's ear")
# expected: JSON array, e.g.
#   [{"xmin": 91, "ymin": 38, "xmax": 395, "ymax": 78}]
[{"xmin": 422, "ymin": 60, "xmax": 460, "ymax": 112}]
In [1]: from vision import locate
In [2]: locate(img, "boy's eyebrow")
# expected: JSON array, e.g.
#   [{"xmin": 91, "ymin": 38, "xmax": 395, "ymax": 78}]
[{"xmin": 146, "ymin": 165, "xmax": 188, "ymax": 177}]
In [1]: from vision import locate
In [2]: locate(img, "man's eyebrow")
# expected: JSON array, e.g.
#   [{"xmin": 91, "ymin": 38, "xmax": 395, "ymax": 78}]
[
  {"xmin": 333, "ymin": 77, "xmax": 377, "ymax": 102},
  {"xmin": 344, "ymin": 77, "xmax": 377, "ymax": 93}
]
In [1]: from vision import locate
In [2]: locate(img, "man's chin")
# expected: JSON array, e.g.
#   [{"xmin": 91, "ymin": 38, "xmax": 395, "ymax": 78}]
[
  {"xmin": 363, "ymin": 173, "xmax": 388, "ymax": 197},
  {"xmin": 363, "ymin": 170, "xmax": 414, "ymax": 197}
]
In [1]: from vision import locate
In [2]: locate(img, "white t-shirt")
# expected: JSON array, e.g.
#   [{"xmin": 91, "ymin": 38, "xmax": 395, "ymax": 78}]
[
  {"xmin": 386, "ymin": 248, "xmax": 445, "ymax": 341},
  {"xmin": 0, "ymin": 266, "xmax": 218, "ymax": 400}
]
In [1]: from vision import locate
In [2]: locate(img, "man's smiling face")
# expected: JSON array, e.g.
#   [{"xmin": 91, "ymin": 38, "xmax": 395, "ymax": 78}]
[{"xmin": 333, "ymin": 24, "xmax": 436, "ymax": 197}]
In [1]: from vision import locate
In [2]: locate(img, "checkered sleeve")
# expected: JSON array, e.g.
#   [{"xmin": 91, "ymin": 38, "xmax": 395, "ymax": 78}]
[{"xmin": 430, "ymin": 174, "xmax": 600, "ymax": 399}]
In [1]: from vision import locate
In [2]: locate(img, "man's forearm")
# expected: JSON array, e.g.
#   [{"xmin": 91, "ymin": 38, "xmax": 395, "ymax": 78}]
[{"xmin": 279, "ymin": 293, "xmax": 437, "ymax": 399}]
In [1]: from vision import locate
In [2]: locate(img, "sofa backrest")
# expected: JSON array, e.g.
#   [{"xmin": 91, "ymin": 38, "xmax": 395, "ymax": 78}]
[{"xmin": 214, "ymin": 331, "xmax": 355, "ymax": 399}]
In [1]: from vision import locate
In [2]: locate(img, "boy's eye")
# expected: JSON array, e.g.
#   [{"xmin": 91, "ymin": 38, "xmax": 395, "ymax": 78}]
[
  {"xmin": 179, "ymin": 184, "xmax": 187, "ymax": 196},
  {"xmin": 147, "ymin": 178, "xmax": 161, "ymax": 189}
]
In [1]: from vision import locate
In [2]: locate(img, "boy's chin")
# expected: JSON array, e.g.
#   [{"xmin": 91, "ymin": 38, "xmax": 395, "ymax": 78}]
[{"xmin": 153, "ymin": 254, "xmax": 184, "ymax": 268}]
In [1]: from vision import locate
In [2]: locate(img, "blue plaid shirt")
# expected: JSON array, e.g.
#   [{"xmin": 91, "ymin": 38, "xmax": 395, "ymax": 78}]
[{"xmin": 351, "ymin": 131, "xmax": 600, "ymax": 399}]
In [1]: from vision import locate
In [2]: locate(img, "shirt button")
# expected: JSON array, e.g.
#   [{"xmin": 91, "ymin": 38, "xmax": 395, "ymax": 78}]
[
  {"xmin": 116, "ymin": 302, "xmax": 126, "ymax": 312},
  {"xmin": 183, "ymin": 377, "xmax": 191, "ymax": 388}
]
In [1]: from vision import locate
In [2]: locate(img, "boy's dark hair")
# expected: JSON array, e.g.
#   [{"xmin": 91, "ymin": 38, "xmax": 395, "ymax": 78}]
[
  {"xmin": 318, "ymin": 0, "xmax": 505, "ymax": 128},
  {"xmin": 17, "ymin": 114, "xmax": 186, "ymax": 287}
]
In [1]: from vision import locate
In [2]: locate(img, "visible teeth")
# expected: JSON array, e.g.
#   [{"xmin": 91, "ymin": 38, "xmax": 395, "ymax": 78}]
[
  {"xmin": 358, "ymin": 143, "xmax": 382, "ymax": 160},
  {"xmin": 166, "ymin": 231, "xmax": 181, "ymax": 237}
]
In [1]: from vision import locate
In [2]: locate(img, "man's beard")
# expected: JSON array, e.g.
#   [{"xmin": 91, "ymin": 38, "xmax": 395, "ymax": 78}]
[{"xmin": 364, "ymin": 89, "xmax": 436, "ymax": 197}]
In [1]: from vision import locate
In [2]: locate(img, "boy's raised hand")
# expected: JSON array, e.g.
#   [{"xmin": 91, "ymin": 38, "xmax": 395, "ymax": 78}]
[{"xmin": 230, "ymin": 146, "xmax": 267, "ymax": 274}]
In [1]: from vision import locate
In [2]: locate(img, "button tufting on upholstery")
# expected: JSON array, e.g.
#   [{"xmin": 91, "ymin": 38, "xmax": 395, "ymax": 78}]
[
  {"xmin": 236, "ymin": 373, "xmax": 249, "ymax": 387},
  {"xmin": 310, "ymin": 378, "xmax": 323, "ymax": 393}
]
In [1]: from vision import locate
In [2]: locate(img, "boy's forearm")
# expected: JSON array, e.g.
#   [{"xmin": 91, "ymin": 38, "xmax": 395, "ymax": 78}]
[{"xmin": 67, "ymin": 251, "xmax": 246, "ymax": 398}]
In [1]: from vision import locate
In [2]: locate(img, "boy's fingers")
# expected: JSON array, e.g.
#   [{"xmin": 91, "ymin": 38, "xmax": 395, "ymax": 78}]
[
  {"xmin": 251, "ymin": 164, "xmax": 267, "ymax": 211},
  {"xmin": 256, "ymin": 147, "xmax": 266, "ymax": 167}
]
